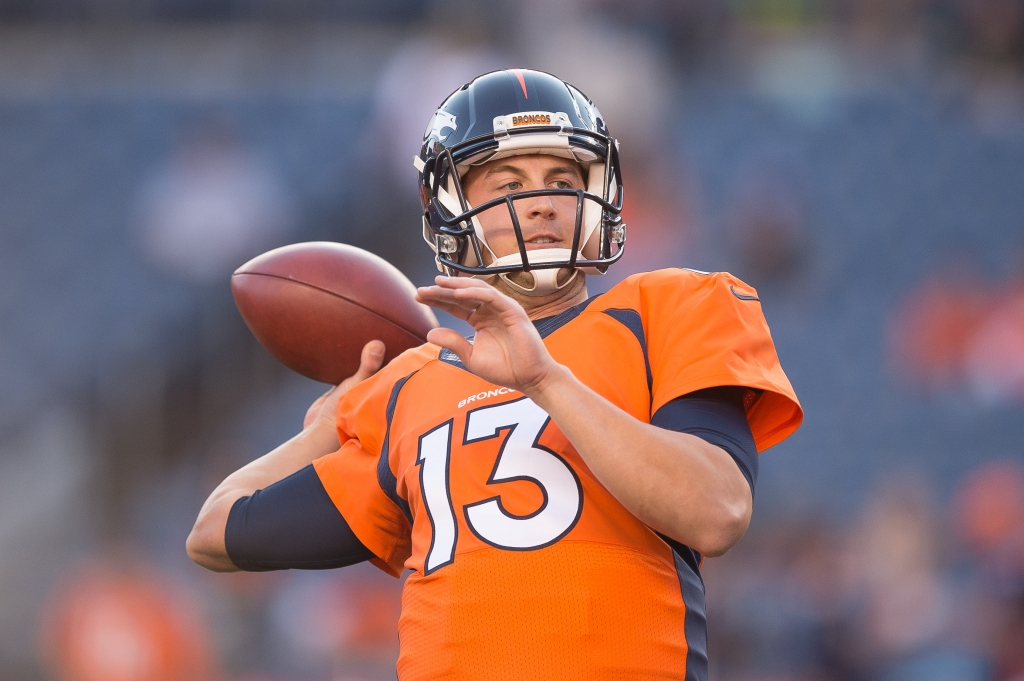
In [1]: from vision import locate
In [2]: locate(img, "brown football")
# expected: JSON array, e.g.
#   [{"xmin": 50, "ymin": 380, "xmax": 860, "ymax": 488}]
[{"xmin": 232, "ymin": 242, "xmax": 438, "ymax": 384}]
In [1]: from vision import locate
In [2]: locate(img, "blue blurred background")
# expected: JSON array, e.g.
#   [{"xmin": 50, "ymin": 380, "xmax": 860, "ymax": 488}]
[{"xmin": 1, "ymin": 1, "xmax": 1023, "ymax": 679}]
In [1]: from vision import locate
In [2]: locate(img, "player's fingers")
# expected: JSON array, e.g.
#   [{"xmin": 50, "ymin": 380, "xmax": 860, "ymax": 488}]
[
  {"xmin": 421, "ymin": 281, "xmax": 526, "ymax": 326},
  {"xmin": 426, "ymin": 327, "xmax": 473, "ymax": 361},
  {"xmin": 416, "ymin": 286, "xmax": 464, "ymax": 306},
  {"xmin": 423, "ymin": 290, "xmax": 501, "ymax": 325},
  {"xmin": 451, "ymin": 286, "xmax": 505, "ymax": 306},
  {"xmin": 424, "ymin": 289, "xmax": 516, "ymax": 330},
  {"xmin": 432, "ymin": 275, "xmax": 492, "ymax": 290},
  {"xmin": 416, "ymin": 288, "xmax": 480, "ymax": 318},
  {"xmin": 438, "ymin": 277, "xmax": 509, "ymax": 303},
  {"xmin": 418, "ymin": 283, "xmax": 485, "ymax": 301},
  {"xmin": 451, "ymin": 286, "xmax": 522, "ymax": 318},
  {"xmin": 417, "ymin": 294, "xmax": 475, "ymax": 321}
]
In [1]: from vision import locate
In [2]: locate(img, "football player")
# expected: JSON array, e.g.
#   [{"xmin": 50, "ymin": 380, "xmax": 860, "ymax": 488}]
[{"xmin": 188, "ymin": 69, "xmax": 803, "ymax": 680}]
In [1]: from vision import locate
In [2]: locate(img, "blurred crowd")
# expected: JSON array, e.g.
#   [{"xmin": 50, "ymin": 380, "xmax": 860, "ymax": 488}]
[
  {"xmin": 1, "ymin": 0, "xmax": 1024, "ymax": 680},
  {"xmin": 705, "ymin": 458, "xmax": 1024, "ymax": 681},
  {"xmin": 889, "ymin": 273, "xmax": 1024, "ymax": 403}
]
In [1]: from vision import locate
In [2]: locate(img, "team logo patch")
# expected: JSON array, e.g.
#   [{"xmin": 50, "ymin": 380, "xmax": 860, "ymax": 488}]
[{"xmin": 427, "ymin": 110, "xmax": 458, "ymax": 141}]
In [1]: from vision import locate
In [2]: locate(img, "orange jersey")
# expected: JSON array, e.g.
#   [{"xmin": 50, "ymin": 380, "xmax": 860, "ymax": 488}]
[{"xmin": 313, "ymin": 269, "xmax": 802, "ymax": 681}]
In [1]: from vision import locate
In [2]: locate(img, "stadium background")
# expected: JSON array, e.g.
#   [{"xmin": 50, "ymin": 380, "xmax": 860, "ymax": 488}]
[{"xmin": 1, "ymin": 0, "xmax": 1023, "ymax": 679}]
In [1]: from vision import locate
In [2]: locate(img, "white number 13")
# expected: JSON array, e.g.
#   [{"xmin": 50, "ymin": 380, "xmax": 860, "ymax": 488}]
[{"xmin": 415, "ymin": 397, "xmax": 583, "ymax": 574}]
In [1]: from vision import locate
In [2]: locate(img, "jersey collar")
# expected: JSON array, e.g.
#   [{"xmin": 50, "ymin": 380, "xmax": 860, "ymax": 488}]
[{"xmin": 531, "ymin": 294, "xmax": 601, "ymax": 339}]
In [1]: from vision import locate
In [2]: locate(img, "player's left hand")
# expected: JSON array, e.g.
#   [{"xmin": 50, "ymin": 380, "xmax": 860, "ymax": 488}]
[
  {"xmin": 416, "ymin": 276, "xmax": 559, "ymax": 394},
  {"xmin": 302, "ymin": 340, "xmax": 385, "ymax": 431}
]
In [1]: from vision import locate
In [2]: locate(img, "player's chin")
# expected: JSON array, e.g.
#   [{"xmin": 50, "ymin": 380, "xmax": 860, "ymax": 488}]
[{"xmin": 504, "ymin": 267, "xmax": 578, "ymax": 290}]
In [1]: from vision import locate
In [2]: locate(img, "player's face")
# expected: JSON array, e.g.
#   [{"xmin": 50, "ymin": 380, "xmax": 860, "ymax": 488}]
[{"xmin": 462, "ymin": 155, "xmax": 586, "ymax": 262}]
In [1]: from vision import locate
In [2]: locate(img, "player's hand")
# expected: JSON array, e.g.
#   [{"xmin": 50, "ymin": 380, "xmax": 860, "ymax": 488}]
[
  {"xmin": 415, "ymin": 276, "xmax": 559, "ymax": 394},
  {"xmin": 303, "ymin": 340, "xmax": 385, "ymax": 431}
]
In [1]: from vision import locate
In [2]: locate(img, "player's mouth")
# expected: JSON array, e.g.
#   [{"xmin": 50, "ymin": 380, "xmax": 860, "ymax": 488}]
[{"xmin": 524, "ymin": 234, "xmax": 561, "ymax": 248}]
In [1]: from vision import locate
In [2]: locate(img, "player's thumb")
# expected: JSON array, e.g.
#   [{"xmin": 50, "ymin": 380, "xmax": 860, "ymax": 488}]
[
  {"xmin": 353, "ymin": 340, "xmax": 386, "ymax": 381},
  {"xmin": 426, "ymin": 328, "xmax": 472, "ymax": 364}
]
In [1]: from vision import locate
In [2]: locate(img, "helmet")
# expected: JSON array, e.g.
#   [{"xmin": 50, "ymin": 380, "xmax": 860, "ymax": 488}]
[{"xmin": 415, "ymin": 69, "xmax": 625, "ymax": 296}]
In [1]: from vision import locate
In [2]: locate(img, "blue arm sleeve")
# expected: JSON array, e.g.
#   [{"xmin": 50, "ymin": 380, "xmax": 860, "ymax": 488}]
[
  {"xmin": 224, "ymin": 464, "xmax": 374, "ymax": 571},
  {"xmin": 650, "ymin": 386, "xmax": 759, "ymax": 495}
]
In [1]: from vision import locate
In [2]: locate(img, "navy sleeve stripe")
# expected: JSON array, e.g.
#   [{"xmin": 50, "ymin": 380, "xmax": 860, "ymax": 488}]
[
  {"xmin": 602, "ymin": 308, "xmax": 653, "ymax": 406},
  {"xmin": 224, "ymin": 464, "xmax": 374, "ymax": 571},
  {"xmin": 377, "ymin": 371, "xmax": 418, "ymax": 523},
  {"xmin": 651, "ymin": 387, "xmax": 759, "ymax": 495}
]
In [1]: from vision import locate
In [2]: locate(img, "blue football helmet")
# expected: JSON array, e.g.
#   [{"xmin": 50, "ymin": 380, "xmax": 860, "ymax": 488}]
[{"xmin": 415, "ymin": 69, "xmax": 625, "ymax": 296}]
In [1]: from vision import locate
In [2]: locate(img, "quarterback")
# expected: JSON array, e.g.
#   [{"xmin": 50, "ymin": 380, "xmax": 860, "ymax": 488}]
[{"xmin": 188, "ymin": 69, "xmax": 802, "ymax": 680}]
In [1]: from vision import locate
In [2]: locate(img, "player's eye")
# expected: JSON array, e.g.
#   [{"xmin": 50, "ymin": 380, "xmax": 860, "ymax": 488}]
[
  {"xmin": 501, "ymin": 181, "xmax": 522, "ymax": 192},
  {"xmin": 551, "ymin": 179, "xmax": 573, "ymax": 190}
]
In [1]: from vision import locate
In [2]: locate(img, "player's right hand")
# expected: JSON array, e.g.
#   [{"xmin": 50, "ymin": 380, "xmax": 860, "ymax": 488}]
[
  {"xmin": 303, "ymin": 340, "xmax": 385, "ymax": 432},
  {"xmin": 416, "ymin": 276, "xmax": 559, "ymax": 395}
]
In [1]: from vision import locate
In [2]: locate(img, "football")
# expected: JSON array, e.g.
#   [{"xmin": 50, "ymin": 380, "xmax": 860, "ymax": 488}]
[{"xmin": 232, "ymin": 242, "xmax": 439, "ymax": 384}]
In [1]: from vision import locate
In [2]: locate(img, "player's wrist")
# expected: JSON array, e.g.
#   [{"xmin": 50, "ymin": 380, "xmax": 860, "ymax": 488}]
[
  {"xmin": 302, "ymin": 417, "xmax": 342, "ymax": 455},
  {"xmin": 522, "ymin": 362, "xmax": 575, "ymax": 405}
]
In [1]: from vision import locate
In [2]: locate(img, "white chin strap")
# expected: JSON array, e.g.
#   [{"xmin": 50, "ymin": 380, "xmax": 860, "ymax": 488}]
[{"xmin": 486, "ymin": 248, "xmax": 580, "ymax": 297}]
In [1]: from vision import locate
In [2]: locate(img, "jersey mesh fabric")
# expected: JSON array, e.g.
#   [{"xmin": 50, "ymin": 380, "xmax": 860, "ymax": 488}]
[
  {"xmin": 398, "ymin": 542, "xmax": 689, "ymax": 680},
  {"xmin": 313, "ymin": 269, "xmax": 803, "ymax": 680}
]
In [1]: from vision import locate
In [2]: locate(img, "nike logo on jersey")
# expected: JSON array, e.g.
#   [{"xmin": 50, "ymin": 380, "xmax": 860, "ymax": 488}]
[{"xmin": 730, "ymin": 285, "xmax": 760, "ymax": 301}]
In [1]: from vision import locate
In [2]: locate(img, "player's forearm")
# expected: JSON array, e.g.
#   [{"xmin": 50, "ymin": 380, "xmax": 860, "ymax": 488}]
[
  {"xmin": 528, "ymin": 364, "xmax": 752, "ymax": 557},
  {"xmin": 186, "ymin": 422, "xmax": 340, "ymax": 571}
]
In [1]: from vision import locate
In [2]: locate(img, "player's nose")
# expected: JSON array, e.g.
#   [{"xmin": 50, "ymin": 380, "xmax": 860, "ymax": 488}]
[{"xmin": 519, "ymin": 194, "xmax": 557, "ymax": 220}]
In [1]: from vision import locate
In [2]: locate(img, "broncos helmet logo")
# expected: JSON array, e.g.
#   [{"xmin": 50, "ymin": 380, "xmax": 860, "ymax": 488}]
[{"xmin": 426, "ymin": 110, "xmax": 458, "ymax": 142}]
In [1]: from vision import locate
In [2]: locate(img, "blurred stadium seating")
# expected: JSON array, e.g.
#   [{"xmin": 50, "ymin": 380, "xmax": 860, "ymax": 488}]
[{"xmin": 0, "ymin": 1, "xmax": 1023, "ymax": 680}]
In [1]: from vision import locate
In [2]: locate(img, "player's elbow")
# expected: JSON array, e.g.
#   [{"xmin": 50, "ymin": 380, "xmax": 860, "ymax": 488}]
[
  {"xmin": 694, "ymin": 494, "xmax": 752, "ymax": 557},
  {"xmin": 186, "ymin": 502, "xmax": 239, "ymax": 572},
  {"xmin": 185, "ymin": 527, "xmax": 209, "ymax": 567}
]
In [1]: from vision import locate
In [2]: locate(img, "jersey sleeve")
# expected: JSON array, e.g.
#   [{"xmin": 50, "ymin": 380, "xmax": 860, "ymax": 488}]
[
  {"xmin": 311, "ymin": 350, "xmax": 429, "ymax": 577},
  {"xmin": 640, "ymin": 269, "xmax": 803, "ymax": 451},
  {"xmin": 225, "ymin": 464, "xmax": 374, "ymax": 571}
]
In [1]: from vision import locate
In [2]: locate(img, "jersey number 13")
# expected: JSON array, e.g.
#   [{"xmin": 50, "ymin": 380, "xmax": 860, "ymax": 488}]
[{"xmin": 415, "ymin": 397, "xmax": 584, "ymax": 574}]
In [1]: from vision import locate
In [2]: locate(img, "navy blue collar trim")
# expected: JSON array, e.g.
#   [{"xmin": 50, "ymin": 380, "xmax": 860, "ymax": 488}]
[
  {"xmin": 438, "ymin": 346, "xmax": 465, "ymax": 369},
  {"xmin": 531, "ymin": 294, "xmax": 601, "ymax": 339}
]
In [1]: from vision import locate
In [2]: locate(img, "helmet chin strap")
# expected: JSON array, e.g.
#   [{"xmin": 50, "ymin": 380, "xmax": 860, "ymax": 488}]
[{"xmin": 484, "ymin": 249, "xmax": 580, "ymax": 297}]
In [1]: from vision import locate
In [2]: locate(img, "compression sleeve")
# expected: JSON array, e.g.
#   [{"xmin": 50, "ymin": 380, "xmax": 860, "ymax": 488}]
[
  {"xmin": 225, "ymin": 464, "xmax": 374, "ymax": 571},
  {"xmin": 651, "ymin": 386, "xmax": 759, "ymax": 495}
]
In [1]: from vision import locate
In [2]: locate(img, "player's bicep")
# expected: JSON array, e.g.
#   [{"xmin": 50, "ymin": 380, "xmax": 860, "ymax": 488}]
[
  {"xmin": 651, "ymin": 386, "xmax": 759, "ymax": 495},
  {"xmin": 225, "ymin": 464, "xmax": 374, "ymax": 571}
]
